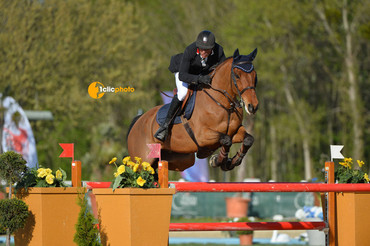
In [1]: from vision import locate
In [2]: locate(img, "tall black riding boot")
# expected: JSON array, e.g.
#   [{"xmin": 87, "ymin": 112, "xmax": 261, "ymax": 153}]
[{"xmin": 154, "ymin": 95, "xmax": 182, "ymax": 141}]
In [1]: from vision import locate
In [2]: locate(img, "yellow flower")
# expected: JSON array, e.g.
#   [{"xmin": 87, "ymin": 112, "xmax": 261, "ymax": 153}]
[
  {"xmin": 127, "ymin": 161, "xmax": 135, "ymax": 167},
  {"xmin": 45, "ymin": 174, "xmax": 55, "ymax": 184},
  {"xmin": 45, "ymin": 168, "xmax": 52, "ymax": 175},
  {"xmin": 357, "ymin": 160, "xmax": 365, "ymax": 168},
  {"xmin": 340, "ymin": 160, "xmax": 351, "ymax": 169},
  {"xmin": 109, "ymin": 157, "xmax": 117, "ymax": 164},
  {"xmin": 339, "ymin": 162, "xmax": 346, "ymax": 167},
  {"xmin": 122, "ymin": 156, "xmax": 131, "ymax": 165},
  {"xmin": 117, "ymin": 165, "xmax": 126, "ymax": 175},
  {"xmin": 364, "ymin": 173, "xmax": 369, "ymax": 183},
  {"xmin": 56, "ymin": 170, "xmax": 63, "ymax": 179},
  {"xmin": 142, "ymin": 162, "xmax": 151, "ymax": 170},
  {"xmin": 37, "ymin": 168, "xmax": 47, "ymax": 178},
  {"xmin": 147, "ymin": 166, "xmax": 155, "ymax": 175},
  {"xmin": 133, "ymin": 164, "xmax": 139, "ymax": 172},
  {"xmin": 136, "ymin": 176, "xmax": 146, "ymax": 186},
  {"xmin": 134, "ymin": 157, "xmax": 142, "ymax": 164},
  {"xmin": 114, "ymin": 172, "xmax": 119, "ymax": 177},
  {"xmin": 344, "ymin": 157, "xmax": 352, "ymax": 163}
]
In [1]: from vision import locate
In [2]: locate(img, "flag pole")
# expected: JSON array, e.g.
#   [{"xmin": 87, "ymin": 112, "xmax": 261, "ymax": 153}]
[{"xmin": 59, "ymin": 143, "xmax": 81, "ymax": 187}]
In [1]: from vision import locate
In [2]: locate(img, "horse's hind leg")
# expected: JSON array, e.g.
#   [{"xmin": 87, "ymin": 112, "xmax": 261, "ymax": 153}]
[
  {"xmin": 209, "ymin": 134, "xmax": 233, "ymax": 170},
  {"xmin": 230, "ymin": 131, "xmax": 254, "ymax": 168}
]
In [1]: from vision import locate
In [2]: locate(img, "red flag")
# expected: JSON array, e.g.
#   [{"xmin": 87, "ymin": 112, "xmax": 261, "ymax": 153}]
[
  {"xmin": 147, "ymin": 144, "xmax": 161, "ymax": 161},
  {"xmin": 59, "ymin": 143, "xmax": 74, "ymax": 161}
]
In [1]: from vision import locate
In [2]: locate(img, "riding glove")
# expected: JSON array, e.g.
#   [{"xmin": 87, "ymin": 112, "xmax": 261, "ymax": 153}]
[{"xmin": 198, "ymin": 75, "xmax": 211, "ymax": 85}]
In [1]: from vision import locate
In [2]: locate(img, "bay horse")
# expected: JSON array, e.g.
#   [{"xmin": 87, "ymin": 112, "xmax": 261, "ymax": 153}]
[{"xmin": 127, "ymin": 48, "xmax": 258, "ymax": 171}]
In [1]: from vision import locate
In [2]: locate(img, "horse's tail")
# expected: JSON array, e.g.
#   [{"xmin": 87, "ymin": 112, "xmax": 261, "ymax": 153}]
[{"xmin": 126, "ymin": 114, "xmax": 143, "ymax": 142}]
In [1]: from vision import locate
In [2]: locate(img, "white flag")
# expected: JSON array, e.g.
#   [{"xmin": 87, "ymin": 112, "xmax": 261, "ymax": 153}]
[{"xmin": 330, "ymin": 145, "xmax": 344, "ymax": 161}]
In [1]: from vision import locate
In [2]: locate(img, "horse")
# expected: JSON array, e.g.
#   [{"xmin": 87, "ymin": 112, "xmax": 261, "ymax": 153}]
[{"xmin": 127, "ymin": 48, "xmax": 258, "ymax": 172}]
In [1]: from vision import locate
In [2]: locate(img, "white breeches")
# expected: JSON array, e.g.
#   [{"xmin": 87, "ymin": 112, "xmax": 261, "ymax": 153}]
[{"xmin": 175, "ymin": 72, "xmax": 188, "ymax": 101}]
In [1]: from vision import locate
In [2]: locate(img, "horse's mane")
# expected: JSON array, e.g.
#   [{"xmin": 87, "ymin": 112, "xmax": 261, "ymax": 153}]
[
  {"xmin": 217, "ymin": 56, "xmax": 233, "ymax": 68},
  {"xmin": 210, "ymin": 56, "xmax": 233, "ymax": 75}
]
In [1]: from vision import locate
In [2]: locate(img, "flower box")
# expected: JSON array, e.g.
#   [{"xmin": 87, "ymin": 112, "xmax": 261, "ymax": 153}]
[
  {"xmin": 93, "ymin": 188, "xmax": 175, "ymax": 246},
  {"xmin": 14, "ymin": 187, "xmax": 83, "ymax": 246},
  {"xmin": 336, "ymin": 192, "xmax": 370, "ymax": 246}
]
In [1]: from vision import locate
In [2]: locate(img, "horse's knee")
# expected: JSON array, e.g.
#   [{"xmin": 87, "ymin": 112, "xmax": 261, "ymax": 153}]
[
  {"xmin": 219, "ymin": 134, "xmax": 232, "ymax": 147},
  {"xmin": 243, "ymin": 134, "xmax": 254, "ymax": 147}
]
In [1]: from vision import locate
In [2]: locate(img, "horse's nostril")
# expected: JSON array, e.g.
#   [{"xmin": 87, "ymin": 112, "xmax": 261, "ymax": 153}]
[{"xmin": 248, "ymin": 104, "xmax": 254, "ymax": 113}]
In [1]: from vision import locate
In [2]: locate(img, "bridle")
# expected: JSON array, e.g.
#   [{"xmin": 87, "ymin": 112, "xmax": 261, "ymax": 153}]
[
  {"xmin": 203, "ymin": 59, "xmax": 257, "ymax": 134},
  {"xmin": 231, "ymin": 60, "xmax": 256, "ymax": 102}
]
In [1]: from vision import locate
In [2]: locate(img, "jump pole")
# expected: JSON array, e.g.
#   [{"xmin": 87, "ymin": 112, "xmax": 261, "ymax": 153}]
[
  {"xmin": 170, "ymin": 221, "xmax": 326, "ymax": 231},
  {"xmin": 169, "ymin": 182, "xmax": 370, "ymax": 192}
]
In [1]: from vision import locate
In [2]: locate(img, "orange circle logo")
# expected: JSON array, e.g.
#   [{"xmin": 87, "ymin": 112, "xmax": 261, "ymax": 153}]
[{"xmin": 88, "ymin": 82, "xmax": 105, "ymax": 99}]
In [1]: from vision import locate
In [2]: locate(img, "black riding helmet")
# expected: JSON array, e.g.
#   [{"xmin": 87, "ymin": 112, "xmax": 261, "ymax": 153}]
[{"xmin": 196, "ymin": 30, "xmax": 215, "ymax": 50}]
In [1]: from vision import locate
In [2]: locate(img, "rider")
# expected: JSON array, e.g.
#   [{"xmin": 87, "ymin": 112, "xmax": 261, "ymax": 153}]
[{"xmin": 154, "ymin": 30, "xmax": 226, "ymax": 141}]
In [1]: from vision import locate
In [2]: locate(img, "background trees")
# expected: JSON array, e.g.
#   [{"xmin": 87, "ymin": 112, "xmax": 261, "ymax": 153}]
[{"xmin": 1, "ymin": 0, "xmax": 368, "ymax": 182}]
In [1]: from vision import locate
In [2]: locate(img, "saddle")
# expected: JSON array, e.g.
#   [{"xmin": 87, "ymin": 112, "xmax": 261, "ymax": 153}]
[{"xmin": 156, "ymin": 90, "xmax": 196, "ymax": 125}]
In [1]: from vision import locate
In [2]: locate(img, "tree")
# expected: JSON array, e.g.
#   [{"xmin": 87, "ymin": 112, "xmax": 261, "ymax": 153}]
[
  {"xmin": 0, "ymin": 151, "xmax": 29, "ymax": 246},
  {"xmin": 74, "ymin": 191, "xmax": 101, "ymax": 246}
]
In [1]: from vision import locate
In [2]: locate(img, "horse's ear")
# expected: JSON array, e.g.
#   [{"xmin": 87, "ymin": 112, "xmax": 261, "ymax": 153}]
[
  {"xmin": 233, "ymin": 49, "xmax": 240, "ymax": 59},
  {"xmin": 248, "ymin": 48, "xmax": 258, "ymax": 61}
]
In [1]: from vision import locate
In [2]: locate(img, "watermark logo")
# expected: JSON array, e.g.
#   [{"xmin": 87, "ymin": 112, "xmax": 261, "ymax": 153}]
[
  {"xmin": 88, "ymin": 82, "xmax": 105, "ymax": 99},
  {"xmin": 88, "ymin": 82, "xmax": 135, "ymax": 99}
]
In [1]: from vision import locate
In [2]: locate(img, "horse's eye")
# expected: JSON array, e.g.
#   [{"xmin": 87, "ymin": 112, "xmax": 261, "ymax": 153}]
[{"xmin": 235, "ymin": 73, "xmax": 240, "ymax": 79}]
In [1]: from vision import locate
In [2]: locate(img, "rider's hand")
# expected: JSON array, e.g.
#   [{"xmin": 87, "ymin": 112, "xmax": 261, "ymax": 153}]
[{"xmin": 198, "ymin": 75, "xmax": 211, "ymax": 85}]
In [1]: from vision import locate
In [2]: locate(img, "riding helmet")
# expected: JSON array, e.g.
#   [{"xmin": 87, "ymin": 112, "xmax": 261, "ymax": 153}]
[{"xmin": 196, "ymin": 30, "xmax": 215, "ymax": 50}]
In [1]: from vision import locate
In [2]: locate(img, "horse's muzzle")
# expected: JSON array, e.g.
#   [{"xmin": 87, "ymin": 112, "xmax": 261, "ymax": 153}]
[{"xmin": 247, "ymin": 103, "xmax": 258, "ymax": 114}]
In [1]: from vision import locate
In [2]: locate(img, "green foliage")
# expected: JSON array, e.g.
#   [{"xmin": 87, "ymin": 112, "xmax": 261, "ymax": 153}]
[
  {"xmin": 335, "ymin": 158, "xmax": 369, "ymax": 183},
  {"xmin": 0, "ymin": 151, "xmax": 27, "ymax": 185},
  {"xmin": 0, "ymin": 0, "xmax": 157, "ymax": 181},
  {"xmin": 0, "ymin": 223, "xmax": 6, "ymax": 235},
  {"xmin": 74, "ymin": 192, "xmax": 101, "ymax": 246},
  {"xmin": 110, "ymin": 157, "xmax": 158, "ymax": 190},
  {"xmin": 0, "ymin": 198, "xmax": 29, "ymax": 234},
  {"xmin": 15, "ymin": 167, "xmax": 68, "ymax": 190}
]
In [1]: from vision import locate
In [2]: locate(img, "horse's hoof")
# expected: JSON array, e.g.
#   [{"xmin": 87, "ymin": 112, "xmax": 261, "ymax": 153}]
[
  {"xmin": 232, "ymin": 157, "xmax": 243, "ymax": 166},
  {"xmin": 220, "ymin": 162, "xmax": 229, "ymax": 171},
  {"xmin": 209, "ymin": 154, "xmax": 219, "ymax": 168},
  {"xmin": 221, "ymin": 159, "xmax": 234, "ymax": 171},
  {"xmin": 226, "ymin": 159, "xmax": 235, "ymax": 170}
]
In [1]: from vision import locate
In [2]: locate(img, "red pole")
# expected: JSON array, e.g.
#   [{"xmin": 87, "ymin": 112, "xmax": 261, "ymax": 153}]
[
  {"xmin": 169, "ymin": 182, "xmax": 370, "ymax": 192},
  {"xmin": 169, "ymin": 222, "xmax": 326, "ymax": 231}
]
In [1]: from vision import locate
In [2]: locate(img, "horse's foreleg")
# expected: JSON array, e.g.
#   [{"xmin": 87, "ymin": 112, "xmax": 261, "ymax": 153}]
[
  {"xmin": 209, "ymin": 134, "xmax": 232, "ymax": 170},
  {"xmin": 230, "ymin": 129, "xmax": 254, "ymax": 168}
]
